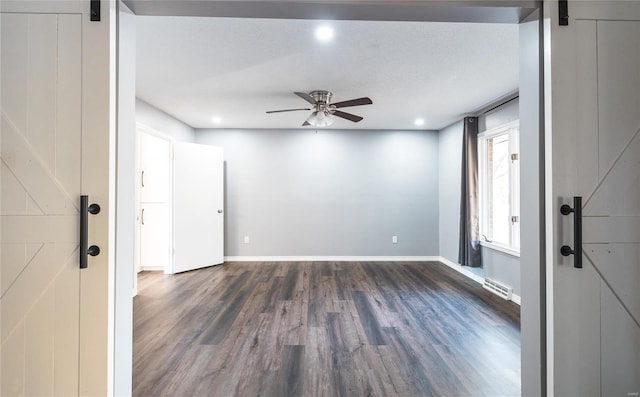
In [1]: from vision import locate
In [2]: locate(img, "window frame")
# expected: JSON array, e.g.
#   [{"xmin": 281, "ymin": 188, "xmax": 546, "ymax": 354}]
[{"xmin": 478, "ymin": 120, "xmax": 520, "ymax": 257}]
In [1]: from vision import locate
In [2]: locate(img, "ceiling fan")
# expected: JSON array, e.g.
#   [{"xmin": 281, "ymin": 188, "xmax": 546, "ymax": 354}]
[{"xmin": 266, "ymin": 91, "xmax": 373, "ymax": 127}]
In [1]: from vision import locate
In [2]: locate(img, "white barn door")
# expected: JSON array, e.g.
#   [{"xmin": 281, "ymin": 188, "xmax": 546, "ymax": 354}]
[
  {"xmin": 547, "ymin": 1, "xmax": 640, "ymax": 395},
  {"xmin": 1, "ymin": 1, "xmax": 112, "ymax": 395}
]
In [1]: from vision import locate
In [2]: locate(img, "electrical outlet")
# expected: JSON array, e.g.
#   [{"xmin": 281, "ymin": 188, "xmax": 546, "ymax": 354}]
[
  {"xmin": 392, "ymin": 235, "xmax": 398, "ymax": 244},
  {"xmin": 244, "ymin": 236, "xmax": 250, "ymax": 244}
]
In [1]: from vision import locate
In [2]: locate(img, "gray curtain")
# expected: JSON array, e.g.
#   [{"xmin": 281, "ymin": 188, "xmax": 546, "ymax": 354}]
[{"xmin": 458, "ymin": 116, "xmax": 482, "ymax": 267}]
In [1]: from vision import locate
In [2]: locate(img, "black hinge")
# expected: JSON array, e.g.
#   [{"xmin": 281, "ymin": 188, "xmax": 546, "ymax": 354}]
[
  {"xmin": 90, "ymin": 0, "xmax": 101, "ymax": 21},
  {"xmin": 559, "ymin": 0, "xmax": 569, "ymax": 26}
]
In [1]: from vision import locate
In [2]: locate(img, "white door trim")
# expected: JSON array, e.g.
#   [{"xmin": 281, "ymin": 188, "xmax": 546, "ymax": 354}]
[{"xmin": 117, "ymin": 2, "xmax": 545, "ymax": 396}]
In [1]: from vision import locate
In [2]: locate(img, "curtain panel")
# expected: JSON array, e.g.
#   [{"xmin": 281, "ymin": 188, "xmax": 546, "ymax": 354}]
[{"xmin": 458, "ymin": 116, "xmax": 482, "ymax": 267}]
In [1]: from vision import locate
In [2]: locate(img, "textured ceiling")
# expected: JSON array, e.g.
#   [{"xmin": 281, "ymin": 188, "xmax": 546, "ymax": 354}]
[{"xmin": 136, "ymin": 17, "xmax": 519, "ymax": 130}]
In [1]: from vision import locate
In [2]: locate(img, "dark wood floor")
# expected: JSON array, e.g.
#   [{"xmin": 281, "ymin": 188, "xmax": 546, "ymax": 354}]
[{"xmin": 133, "ymin": 261, "xmax": 521, "ymax": 397}]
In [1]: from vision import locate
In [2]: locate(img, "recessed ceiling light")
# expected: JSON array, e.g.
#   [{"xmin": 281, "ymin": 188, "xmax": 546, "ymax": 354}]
[
  {"xmin": 315, "ymin": 25, "xmax": 334, "ymax": 43},
  {"xmin": 414, "ymin": 118, "xmax": 425, "ymax": 126},
  {"xmin": 211, "ymin": 116, "xmax": 222, "ymax": 124}
]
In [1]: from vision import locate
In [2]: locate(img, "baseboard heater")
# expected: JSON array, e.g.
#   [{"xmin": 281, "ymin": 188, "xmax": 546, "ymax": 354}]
[{"xmin": 483, "ymin": 278, "xmax": 513, "ymax": 300}]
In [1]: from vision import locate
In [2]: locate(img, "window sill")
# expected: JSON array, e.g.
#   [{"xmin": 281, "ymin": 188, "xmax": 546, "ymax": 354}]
[{"xmin": 480, "ymin": 241, "xmax": 520, "ymax": 258}]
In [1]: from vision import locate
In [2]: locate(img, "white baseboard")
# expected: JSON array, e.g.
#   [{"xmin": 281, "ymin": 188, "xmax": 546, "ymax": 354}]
[
  {"xmin": 437, "ymin": 256, "xmax": 485, "ymax": 284},
  {"xmin": 511, "ymin": 293, "xmax": 521, "ymax": 305},
  {"xmin": 223, "ymin": 256, "xmax": 441, "ymax": 262},
  {"xmin": 140, "ymin": 266, "xmax": 164, "ymax": 272}
]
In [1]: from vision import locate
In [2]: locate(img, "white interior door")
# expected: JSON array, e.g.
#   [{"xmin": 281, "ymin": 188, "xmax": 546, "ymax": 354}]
[
  {"xmin": 548, "ymin": 1, "xmax": 640, "ymax": 396},
  {"xmin": 1, "ymin": 1, "xmax": 111, "ymax": 395},
  {"xmin": 173, "ymin": 143, "xmax": 224, "ymax": 273},
  {"xmin": 139, "ymin": 131, "xmax": 172, "ymax": 272}
]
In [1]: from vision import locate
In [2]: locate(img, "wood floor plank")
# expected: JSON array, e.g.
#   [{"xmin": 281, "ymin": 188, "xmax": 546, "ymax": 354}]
[
  {"xmin": 134, "ymin": 261, "xmax": 521, "ymax": 396},
  {"xmin": 352, "ymin": 291, "xmax": 387, "ymax": 346},
  {"xmin": 260, "ymin": 276, "xmax": 283, "ymax": 313},
  {"xmin": 304, "ymin": 326, "xmax": 334, "ymax": 397},
  {"xmin": 199, "ymin": 289, "xmax": 250, "ymax": 345},
  {"xmin": 325, "ymin": 312, "xmax": 360, "ymax": 396},
  {"xmin": 277, "ymin": 345, "xmax": 305, "ymax": 397},
  {"xmin": 281, "ymin": 266, "xmax": 299, "ymax": 301},
  {"xmin": 380, "ymin": 326, "xmax": 440, "ymax": 397}
]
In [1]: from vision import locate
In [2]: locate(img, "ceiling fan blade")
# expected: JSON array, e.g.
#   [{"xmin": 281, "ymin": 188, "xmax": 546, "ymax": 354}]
[
  {"xmin": 294, "ymin": 92, "xmax": 316, "ymax": 105},
  {"xmin": 266, "ymin": 108, "xmax": 311, "ymax": 114},
  {"xmin": 332, "ymin": 110, "xmax": 364, "ymax": 123},
  {"xmin": 331, "ymin": 97, "xmax": 373, "ymax": 108}
]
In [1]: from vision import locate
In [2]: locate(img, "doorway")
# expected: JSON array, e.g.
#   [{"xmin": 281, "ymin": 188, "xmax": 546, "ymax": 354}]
[
  {"xmin": 135, "ymin": 124, "xmax": 226, "ymax": 279},
  {"xmin": 116, "ymin": 1, "xmax": 544, "ymax": 396}
]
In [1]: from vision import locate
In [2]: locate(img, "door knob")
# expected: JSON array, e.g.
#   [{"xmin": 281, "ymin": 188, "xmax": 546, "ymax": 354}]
[{"xmin": 217, "ymin": 209, "xmax": 223, "ymax": 213}]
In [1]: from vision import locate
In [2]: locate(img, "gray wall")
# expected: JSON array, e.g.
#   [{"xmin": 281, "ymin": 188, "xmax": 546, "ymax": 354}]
[
  {"xmin": 195, "ymin": 129, "xmax": 440, "ymax": 257},
  {"xmin": 484, "ymin": 248, "xmax": 521, "ymax": 296},
  {"xmin": 437, "ymin": 99, "xmax": 521, "ymax": 293},
  {"xmin": 136, "ymin": 98, "xmax": 195, "ymax": 142}
]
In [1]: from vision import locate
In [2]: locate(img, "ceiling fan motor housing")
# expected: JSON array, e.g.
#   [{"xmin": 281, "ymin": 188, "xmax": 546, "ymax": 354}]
[{"xmin": 310, "ymin": 90, "xmax": 333, "ymax": 111}]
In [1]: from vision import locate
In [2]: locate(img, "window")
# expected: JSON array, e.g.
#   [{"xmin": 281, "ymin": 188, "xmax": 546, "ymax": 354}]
[{"xmin": 479, "ymin": 121, "xmax": 520, "ymax": 255}]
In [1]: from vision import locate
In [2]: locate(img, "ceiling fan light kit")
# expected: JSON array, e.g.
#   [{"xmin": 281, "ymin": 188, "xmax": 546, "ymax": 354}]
[
  {"xmin": 266, "ymin": 90, "xmax": 373, "ymax": 127},
  {"xmin": 306, "ymin": 110, "xmax": 335, "ymax": 127}
]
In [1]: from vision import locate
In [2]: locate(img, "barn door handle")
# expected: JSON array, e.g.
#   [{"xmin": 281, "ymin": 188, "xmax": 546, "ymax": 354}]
[
  {"xmin": 560, "ymin": 196, "xmax": 582, "ymax": 268},
  {"xmin": 80, "ymin": 195, "xmax": 101, "ymax": 269}
]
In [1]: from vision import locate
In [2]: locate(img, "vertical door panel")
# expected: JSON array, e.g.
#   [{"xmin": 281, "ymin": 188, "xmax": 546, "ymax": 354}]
[
  {"xmin": 551, "ymin": 19, "xmax": 602, "ymax": 395},
  {"xmin": 574, "ymin": 20, "xmax": 600, "ymax": 202},
  {"xmin": 26, "ymin": 14, "xmax": 58, "ymax": 171},
  {"xmin": 56, "ymin": 14, "xmax": 83, "ymax": 199},
  {"xmin": 78, "ymin": 0, "xmax": 112, "ymax": 389},
  {"xmin": 597, "ymin": 21, "xmax": 640, "ymax": 178},
  {"xmin": 24, "ymin": 288, "xmax": 55, "ymax": 396},
  {"xmin": 1, "ymin": 14, "xmax": 28, "ymax": 139},
  {"xmin": 601, "ymin": 284, "xmax": 640, "ymax": 397},
  {"xmin": 174, "ymin": 143, "xmax": 224, "ymax": 273},
  {"xmin": 553, "ymin": 249, "xmax": 602, "ymax": 396},
  {"xmin": 0, "ymin": 13, "xmax": 81, "ymax": 397},
  {"xmin": 590, "ymin": 21, "xmax": 640, "ymax": 397},
  {"xmin": 1, "ymin": 322, "xmax": 25, "ymax": 396}
]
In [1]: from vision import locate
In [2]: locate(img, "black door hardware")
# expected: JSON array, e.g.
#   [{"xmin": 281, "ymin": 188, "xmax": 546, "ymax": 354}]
[
  {"xmin": 559, "ymin": 0, "xmax": 569, "ymax": 26},
  {"xmin": 90, "ymin": 0, "xmax": 101, "ymax": 21},
  {"xmin": 560, "ymin": 196, "xmax": 582, "ymax": 268},
  {"xmin": 80, "ymin": 195, "xmax": 101, "ymax": 269}
]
